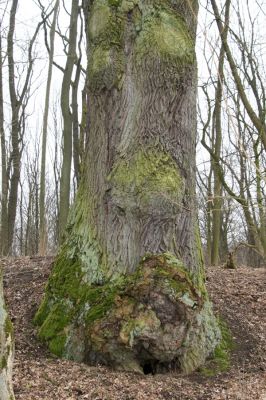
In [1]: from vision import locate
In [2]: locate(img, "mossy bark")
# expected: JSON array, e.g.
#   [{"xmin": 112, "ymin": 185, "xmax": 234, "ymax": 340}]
[
  {"xmin": 0, "ymin": 270, "xmax": 15, "ymax": 399},
  {"xmin": 35, "ymin": 0, "xmax": 221, "ymax": 373}
]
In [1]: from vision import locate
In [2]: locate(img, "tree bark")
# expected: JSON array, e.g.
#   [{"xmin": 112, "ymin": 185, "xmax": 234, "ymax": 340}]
[
  {"xmin": 211, "ymin": 0, "xmax": 230, "ymax": 266},
  {"xmin": 6, "ymin": 0, "xmax": 20, "ymax": 255},
  {"xmin": 254, "ymin": 141, "xmax": 266, "ymax": 256},
  {"xmin": 206, "ymin": 168, "xmax": 213, "ymax": 266},
  {"xmin": 0, "ymin": 269, "xmax": 15, "ymax": 400},
  {"xmin": 0, "ymin": 32, "xmax": 8, "ymax": 256},
  {"xmin": 35, "ymin": 0, "xmax": 221, "ymax": 374},
  {"xmin": 72, "ymin": 58, "xmax": 82, "ymax": 187},
  {"xmin": 58, "ymin": 0, "xmax": 79, "ymax": 240}
]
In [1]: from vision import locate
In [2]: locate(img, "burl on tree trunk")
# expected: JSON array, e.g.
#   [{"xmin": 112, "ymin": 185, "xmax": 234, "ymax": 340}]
[
  {"xmin": 35, "ymin": 0, "xmax": 221, "ymax": 373},
  {"xmin": 0, "ymin": 270, "xmax": 15, "ymax": 399}
]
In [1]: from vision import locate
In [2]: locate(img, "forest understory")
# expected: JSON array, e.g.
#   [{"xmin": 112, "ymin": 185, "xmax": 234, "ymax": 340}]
[{"xmin": 1, "ymin": 257, "xmax": 266, "ymax": 400}]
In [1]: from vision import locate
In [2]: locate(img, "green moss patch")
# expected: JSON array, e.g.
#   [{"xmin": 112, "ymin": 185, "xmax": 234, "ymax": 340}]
[
  {"xmin": 87, "ymin": 0, "xmax": 125, "ymax": 91},
  {"xmin": 48, "ymin": 335, "xmax": 67, "ymax": 357},
  {"xmin": 200, "ymin": 318, "xmax": 234, "ymax": 377},
  {"xmin": 109, "ymin": 149, "xmax": 182, "ymax": 193},
  {"xmin": 108, "ymin": 149, "xmax": 185, "ymax": 214},
  {"xmin": 4, "ymin": 316, "xmax": 14, "ymax": 339},
  {"xmin": 34, "ymin": 250, "xmax": 122, "ymax": 356},
  {"xmin": 87, "ymin": 0, "xmax": 195, "ymax": 90},
  {"xmin": 88, "ymin": 0, "xmax": 123, "ymax": 45},
  {"xmin": 88, "ymin": 2, "xmax": 112, "ymax": 40},
  {"xmin": 35, "ymin": 252, "xmax": 212, "ymax": 369},
  {"xmin": 0, "ymin": 355, "xmax": 7, "ymax": 370},
  {"xmin": 134, "ymin": 9, "xmax": 194, "ymax": 66}
]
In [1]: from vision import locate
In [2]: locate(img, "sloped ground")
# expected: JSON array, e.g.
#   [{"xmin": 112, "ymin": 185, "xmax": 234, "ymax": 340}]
[{"xmin": 1, "ymin": 257, "xmax": 266, "ymax": 400}]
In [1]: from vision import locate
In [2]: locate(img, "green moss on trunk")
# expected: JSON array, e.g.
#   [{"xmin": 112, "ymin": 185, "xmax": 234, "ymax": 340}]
[
  {"xmin": 0, "ymin": 273, "xmax": 15, "ymax": 399},
  {"xmin": 87, "ymin": 0, "xmax": 195, "ymax": 91},
  {"xmin": 200, "ymin": 318, "xmax": 234, "ymax": 376},
  {"xmin": 134, "ymin": 9, "xmax": 195, "ymax": 67},
  {"xmin": 35, "ymin": 253, "xmax": 221, "ymax": 372},
  {"xmin": 108, "ymin": 148, "xmax": 185, "ymax": 215}
]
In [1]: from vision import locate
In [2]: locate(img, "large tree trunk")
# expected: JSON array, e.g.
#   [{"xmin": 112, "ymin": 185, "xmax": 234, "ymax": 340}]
[
  {"xmin": 35, "ymin": 0, "xmax": 221, "ymax": 374},
  {"xmin": 0, "ymin": 270, "xmax": 15, "ymax": 399}
]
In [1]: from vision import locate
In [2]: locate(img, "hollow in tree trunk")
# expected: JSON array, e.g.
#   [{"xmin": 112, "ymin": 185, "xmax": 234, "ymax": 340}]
[{"xmin": 35, "ymin": 0, "xmax": 221, "ymax": 373}]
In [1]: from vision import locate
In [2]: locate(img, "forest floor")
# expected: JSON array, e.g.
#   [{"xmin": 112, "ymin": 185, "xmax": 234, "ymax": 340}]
[{"xmin": 1, "ymin": 257, "xmax": 266, "ymax": 400}]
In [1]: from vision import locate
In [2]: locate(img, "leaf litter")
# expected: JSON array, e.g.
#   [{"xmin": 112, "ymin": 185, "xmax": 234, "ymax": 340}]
[{"xmin": 1, "ymin": 256, "xmax": 265, "ymax": 400}]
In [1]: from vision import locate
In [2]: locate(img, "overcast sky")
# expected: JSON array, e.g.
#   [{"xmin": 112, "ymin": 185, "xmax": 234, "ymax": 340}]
[
  {"xmin": 0, "ymin": 0, "xmax": 265, "ymax": 183},
  {"xmin": 2, "ymin": 0, "xmax": 265, "ymax": 128}
]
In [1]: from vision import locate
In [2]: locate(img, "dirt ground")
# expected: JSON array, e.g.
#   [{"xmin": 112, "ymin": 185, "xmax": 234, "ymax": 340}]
[{"xmin": 1, "ymin": 256, "xmax": 266, "ymax": 400}]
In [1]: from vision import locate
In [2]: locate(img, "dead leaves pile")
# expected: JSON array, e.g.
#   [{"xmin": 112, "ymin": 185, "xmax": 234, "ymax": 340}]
[{"xmin": 1, "ymin": 257, "xmax": 266, "ymax": 400}]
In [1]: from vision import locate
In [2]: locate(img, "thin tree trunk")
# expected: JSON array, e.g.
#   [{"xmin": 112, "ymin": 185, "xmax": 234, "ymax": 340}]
[
  {"xmin": 19, "ymin": 181, "xmax": 23, "ymax": 255},
  {"xmin": 79, "ymin": 84, "xmax": 87, "ymax": 166},
  {"xmin": 254, "ymin": 140, "xmax": 266, "ymax": 256},
  {"xmin": 34, "ymin": 168, "xmax": 39, "ymax": 255},
  {"xmin": 72, "ymin": 8, "xmax": 84, "ymax": 187},
  {"xmin": 58, "ymin": 0, "xmax": 79, "ymax": 240},
  {"xmin": 206, "ymin": 168, "xmax": 213, "ymax": 266},
  {"xmin": 211, "ymin": 0, "xmax": 230, "ymax": 266},
  {"xmin": 25, "ymin": 188, "xmax": 33, "ymax": 256},
  {"xmin": 7, "ymin": 0, "xmax": 20, "ymax": 254},
  {"xmin": 72, "ymin": 59, "xmax": 81, "ymax": 186},
  {"xmin": 0, "ymin": 33, "xmax": 8, "ymax": 255},
  {"xmin": 39, "ymin": 0, "xmax": 60, "ymax": 255}
]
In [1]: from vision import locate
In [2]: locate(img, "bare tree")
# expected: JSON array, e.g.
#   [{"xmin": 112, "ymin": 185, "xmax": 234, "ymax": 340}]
[
  {"xmin": 39, "ymin": 0, "xmax": 60, "ymax": 255},
  {"xmin": 210, "ymin": 0, "xmax": 266, "ymax": 151},
  {"xmin": 0, "ymin": 29, "xmax": 8, "ymax": 255},
  {"xmin": 210, "ymin": 0, "xmax": 230, "ymax": 266},
  {"xmin": 1, "ymin": 0, "xmax": 45, "ymax": 254},
  {"xmin": 198, "ymin": 0, "xmax": 266, "ymax": 265}
]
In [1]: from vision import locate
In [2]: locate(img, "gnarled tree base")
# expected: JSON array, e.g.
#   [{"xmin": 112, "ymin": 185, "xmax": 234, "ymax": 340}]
[{"xmin": 35, "ymin": 253, "xmax": 221, "ymax": 374}]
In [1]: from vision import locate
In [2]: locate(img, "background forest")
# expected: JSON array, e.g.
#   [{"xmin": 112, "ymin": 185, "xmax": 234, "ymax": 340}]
[{"xmin": 0, "ymin": 0, "xmax": 265, "ymax": 268}]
